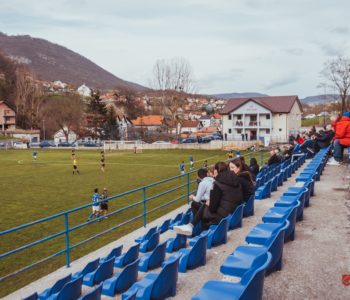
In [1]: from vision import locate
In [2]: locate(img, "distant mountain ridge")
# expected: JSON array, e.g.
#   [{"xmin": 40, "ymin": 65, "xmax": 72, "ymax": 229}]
[
  {"xmin": 0, "ymin": 32, "xmax": 146, "ymax": 91},
  {"xmin": 211, "ymin": 92, "xmax": 268, "ymax": 99},
  {"xmin": 300, "ymin": 94, "xmax": 339, "ymax": 105}
]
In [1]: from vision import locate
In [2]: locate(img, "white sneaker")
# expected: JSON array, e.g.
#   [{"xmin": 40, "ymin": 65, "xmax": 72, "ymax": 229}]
[
  {"xmin": 327, "ymin": 158, "xmax": 341, "ymax": 166},
  {"xmin": 173, "ymin": 224, "xmax": 193, "ymax": 236}
]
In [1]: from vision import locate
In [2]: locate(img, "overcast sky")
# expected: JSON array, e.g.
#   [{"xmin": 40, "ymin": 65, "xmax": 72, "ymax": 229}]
[{"xmin": 0, "ymin": 0, "xmax": 349, "ymax": 97}]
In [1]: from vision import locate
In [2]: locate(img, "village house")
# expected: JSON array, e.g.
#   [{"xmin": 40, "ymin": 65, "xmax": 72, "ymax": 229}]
[
  {"xmin": 180, "ymin": 120, "xmax": 203, "ymax": 134},
  {"xmin": 53, "ymin": 127, "xmax": 78, "ymax": 144},
  {"xmin": 0, "ymin": 101, "xmax": 16, "ymax": 131},
  {"xmin": 131, "ymin": 115, "xmax": 165, "ymax": 131},
  {"xmin": 221, "ymin": 95, "xmax": 302, "ymax": 143}
]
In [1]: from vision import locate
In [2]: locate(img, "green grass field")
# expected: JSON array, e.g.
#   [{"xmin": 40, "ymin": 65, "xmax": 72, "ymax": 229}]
[{"xmin": 0, "ymin": 148, "xmax": 269, "ymax": 297}]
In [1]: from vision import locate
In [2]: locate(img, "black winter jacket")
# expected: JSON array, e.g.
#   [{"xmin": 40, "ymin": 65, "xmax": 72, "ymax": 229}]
[
  {"xmin": 237, "ymin": 171, "xmax": 255, "ymax": 201},
  {"xmin": 316, "ymin": 130, "xmax": 335, "ymax": 148},
  {"xmin": 209, "ymin": 171, "xmax": 243, "ymax": 220}
]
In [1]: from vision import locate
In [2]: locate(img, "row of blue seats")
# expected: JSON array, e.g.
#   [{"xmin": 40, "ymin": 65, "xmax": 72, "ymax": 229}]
[
  {"xmin": 255, "ymin": 155, "xmax": 306, "ymax": 200},
  {"xmin": 23, "ymin": 154, "xmax": 309, "ymax": 300},
  {"xmin": 192, "ymin": 152, "xmax": 325, "ymax": 299}
]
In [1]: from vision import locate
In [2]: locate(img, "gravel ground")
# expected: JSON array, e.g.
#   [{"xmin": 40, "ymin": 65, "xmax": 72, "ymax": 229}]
[{"xmin": 6, "ymin": 160, "xmax": 350, "ymax": 300}]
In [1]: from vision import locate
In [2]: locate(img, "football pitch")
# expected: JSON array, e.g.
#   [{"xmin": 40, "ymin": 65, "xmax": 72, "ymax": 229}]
[{"xmin": 0, "ymin": 148, "xmax": 268, "ymax": 296}]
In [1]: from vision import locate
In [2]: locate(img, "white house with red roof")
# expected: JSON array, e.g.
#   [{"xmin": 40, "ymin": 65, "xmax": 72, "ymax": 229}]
[{"xmin": 221, "ymin": 95, "xmax": 302, "ymax": 142}]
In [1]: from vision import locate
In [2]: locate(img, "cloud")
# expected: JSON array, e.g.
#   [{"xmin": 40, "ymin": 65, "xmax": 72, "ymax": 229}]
[
  {"xmin": 264, "ymin": 73, "xmax": 299, "ymax": 90},
  {"xmin": 331, "ymin": 26, "xmax": 349, "ymax": 35},
  {"xmin": 282, "ymin": 48, "xmax": 304, "ymax": 56},
  {"xmin": 197, "ymin": 68, "xmax": 245, "ymax": 91}
]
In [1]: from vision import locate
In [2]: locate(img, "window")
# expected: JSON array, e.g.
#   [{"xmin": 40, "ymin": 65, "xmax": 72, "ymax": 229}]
[
  {"xmin": 228, "ymin": 115, "xmax": 232, "ymax": 120},
  {"xmin": 266, "ymin": 114, "xmax": 270, "ymax": 120},
  {"xmin": 237, "ymin": 115, "xmax": 242, "ymax": 120},
  {"xmin": 279, "ymin": 128, "xmax": 282, "ymax": 132},
  {"xmin": 228, "ymin": 129, "xmax": 232, "ymax": 134},
  {"xmin": 237, "ymin": 129, "xmax": 242, "ymax": 134},
  {"xmin": 266, "ymin": 129, "xmax": 270, "ymax": 134}
]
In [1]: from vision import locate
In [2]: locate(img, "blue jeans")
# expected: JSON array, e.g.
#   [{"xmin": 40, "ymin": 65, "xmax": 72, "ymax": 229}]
[{"xmin": 333, "ymin": 139, "xmax": 346, "ymax": 162}]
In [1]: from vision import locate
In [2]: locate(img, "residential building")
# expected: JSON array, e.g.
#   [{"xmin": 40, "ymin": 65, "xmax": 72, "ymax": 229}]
[
  {"xmin": 54, "ymin": 127, "xmax": 78, "ymax": 144},
  {"xmin": 131, "ymin": 115, "xmax": 164, "ymax": 131},
  {"xmin": 0, "ymin": 101, "xmax": 16, "ymax": 131},
  {"xmin": 221, "ymin": 95, "xmax": 302, "ymax": 143},
  {"xmin": 180, "ymin": 120, "xmax": 203, "ymax": 134}
]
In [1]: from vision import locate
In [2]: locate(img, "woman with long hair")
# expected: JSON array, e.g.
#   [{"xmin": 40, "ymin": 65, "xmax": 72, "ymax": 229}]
[
  {"xmin": 173, "ymin": 161, "xmax": 243, "ymax": 235},
  {"xmin": 248, "ymin": 157, "xmax": 260, "ymax": 180},
  {"xmin": 229, "ymin": 158, "xmax": 254, "ymax": 202}
]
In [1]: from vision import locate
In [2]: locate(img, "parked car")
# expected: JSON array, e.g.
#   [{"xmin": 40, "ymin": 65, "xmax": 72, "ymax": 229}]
[
  {"xmin": 180, "ymin": 137, "xmax": 198, "ymax": 144},
  {"xmin": 40, "ymin": 141, "xmax": 56, "ymax": 148},
  {"xmin": 303, "ymin": 114, "xmax": 316, "ymax": 119},
  {"xmin": 198, "ymin": 136, "xmax": 213, "ymax": 143},
  {"xmin": 13, "ymin": 142, "xmax": 28, "ymax": 149},
  {"xmin": 58, "ymin": 141, "xmax": 76, "ymax": 147},
  {"xmin": 152, "ymin": 141, "xmax": 171, "ymax": 145},
  {"xmin": 82, "ymin": 141, "xmax": 101, "ymax": 147}
]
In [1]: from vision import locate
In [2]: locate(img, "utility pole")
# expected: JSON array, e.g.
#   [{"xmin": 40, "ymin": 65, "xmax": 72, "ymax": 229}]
[{"xmin": 43, "ymin": 119, "xmax": 46, "ymax": 140}]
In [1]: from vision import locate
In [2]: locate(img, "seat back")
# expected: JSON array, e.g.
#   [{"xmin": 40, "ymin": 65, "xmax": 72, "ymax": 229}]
[
  {"xmin": 145, "ymin": 231, "xmax": 160, "ymax": 252},
  {"xmin": 123, "ymin": 244, "xmax": 140, "ymax": 266},
  {"xmin": 151, "ymin": 256, "xmax": 180, "ymax": 299},
  {"xmin": 172, "ymin": 234, "xmax": 187, "ymax": 252},
  {"xmin": 159, "ymin": 219, "xmax": 171, "ymax": 233},
  {"xmin": 171, "ymin": 212, "xmax": 183, "ymax": 224},
  {"xmin": 49, "ymin": 273, "xmax": 72, "ymax": 296},
  {"xmin": 79, "ymin": 283, "xmax": 103, "ymax": 300},
  {"xmin": 57, "ymin": 275, "xmax": 83, "ymax": 300},
  {"xmin": 211, "ymin": 217, "xmax": 228, "ymax": 246},
  {"xmin": 187, "ymin": 232, "xmax": 208, "ymax": 269},
  {"xmin": 22, "ymin": 292, "xmax": 38, "ymax": 300},
  {"xmin": 104, "ymin": 245, "xmax": 123, "ymax": 262},
  {"xmin": 148, "ymin": 241, "xmax": 167, "ymax": 269},
  {"xmin": 114, "ymin": 258, "xmax": 140, "ymax": 293},
  {"xmin": 229, "ymin": 203, "xmax": 244, "ymax": 229},
  {"xmin": 95, "ymin": 257, "xmax": 115, "ymax": 284},
  {"xmin": 264, "ymin": 221, "xmax": 289, "ymax": 272},
  {"xmin": 243, "ymin": 195, "xmax": 254, "ymax": 217},
  {"xmin": 143, "ymin": 226, "xmax": 158, "ymax": 241},
  {"xmin": 81, "ymin": 258, "xmax": 100, "ymax": 276},
  {"xmin": 240, "ymin": 252, "xmax": 272, "ymax": 300}
]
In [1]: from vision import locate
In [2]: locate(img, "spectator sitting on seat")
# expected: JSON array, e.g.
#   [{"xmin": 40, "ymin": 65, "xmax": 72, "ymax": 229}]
[
  {"xmin": 267, "ymin": 149, "xmax": 281, "ymax": 166},
  {"xmin": 248, "ymin": 157, "xmax": 260, "ymax": 181},
  {"xmin": 282, "ymin": 144, "xmax": 294, "ymax": 159},
  {"xmin": 229, "ymin": 158, "xmax": 255, "ymax": 201},
  {"xmin": 327, "ymin": 112, "xmax": 350, "ymax": 166},
  {"xmin": 189, "ymin": 167, "xmax": 215, "ymax": 205},
  {"xmin": 296, "ymin": 134, "xmax": 304, "ymax": 144},
  {"xmin": 300, "ymin": 133, "xmax": 319, "ymax": 156},
  {"xmin": 173, "ymin": 162, "xmax": 243, "ymax": 235},
  {"xmin": 315, "ymin": 124, "xmax": 334, "ymax": 149}
]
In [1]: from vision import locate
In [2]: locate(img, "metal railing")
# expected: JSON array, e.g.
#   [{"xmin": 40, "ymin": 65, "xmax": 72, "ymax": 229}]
[{"xmin": 0, "ymin": 150, "xmax": 268, "ymax": 285}]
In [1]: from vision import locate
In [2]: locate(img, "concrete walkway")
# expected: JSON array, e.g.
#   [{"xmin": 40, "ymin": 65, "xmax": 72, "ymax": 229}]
[{"xmin": 5, "ymin": 160, "xmax": 350, "ymax": 299}]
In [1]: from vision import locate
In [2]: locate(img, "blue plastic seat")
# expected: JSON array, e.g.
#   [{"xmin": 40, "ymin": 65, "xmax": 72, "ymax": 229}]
[
  {"xmin": 102, "ymin": 259, "xmax": 140, "ymax": 297},
  {"xmin": 115, "ymin": 244, "xmax": 140, "ymax": 268},
  {"xmin": 139, "ymin": 231, "xmax": 160, "ymax": 253},
  {"xmin": 78, "ymin": 283, "xmax": 102, "ymax": 300},
  {"xmin": 72, "ymin": 258, "xmax": 100, "ymax": 281},
  {"xmin": 229, "ymin": 203, "xmax": 244, "ymax": 229},
  {"xmin": 38, "ymin": 274, "xmax": 72, "ymax": 300},
  {"xmin": 122, "ymin": 256, "xmax": 180, "ymax": 300},
  {"xmin": 246, "ymin": 221, "xmax": 289, "ymax": 273},
  {"xmin": 46, "ymin": 275, "xmax": 83, "ymax": 300},
  {"xmin": 83, "ymin": 257, "xmax": 115, "ymax": 287},
  {"xmin": 135, "ymin": 226, "xmax": 158, "ymax": 243},
  {"xmin": 275, "ymin": 194, "xmax": 304, "ymax": 221},
  {"xmin": 192, "ymin": 252, "xmax": 272, "ymax": 300},
  {"xmin": 158, "ymin": 219, "xmax": 171, "ymax": 233},
  {"xmin": 189, "ymin": 217, "xmax": 228, "ymax": 249},
  {"xmin": 262, "ymin": 203, "xmax": 299, "ymax": 242},
  {"xmin": 277, "ymin": 171, "xmax": 284, "ymax": 186},
  {"xmin": 138, "ymin": 241, "xmax": 167, "ymax": 272},
  {"xmin": 171, "ymin": 231, "xmax": 208, "ymax": 273},
  {"xmin": 220, "ymin": 245, "xmax": 268, "ymax": 277},
  {"xmin": 169, "ymin": 212, "xmax": 183, "ymax": 225},
  {"xmin": 166, "ymin": 234, "xmax": 187, "ymax": 253},
  {"xmin": 271, "ymin": 175, "xmax": 279, "ymax": 192},
  {"xmin": 243, "ymin": 195, "xmax": 254, "ymax": 217},
  {"xmin": 99, "ymin": 245, "xmax": 123, "ymax": 264},
  {"xmin": 255, "ymin": 180, "xmax": 271, "ymax": 200}
]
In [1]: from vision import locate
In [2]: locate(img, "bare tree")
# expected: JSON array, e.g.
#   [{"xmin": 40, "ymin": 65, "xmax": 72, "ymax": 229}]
[
  {"xmin": 151, "ymin": 57, "xmax": 195, "ymax": 135},
  {"xmin": 321, "ymin": 56, "xmax": 350, "ymax": 113},
  {"xmin": 42, "ymin": 94, "xmax": 85, "ymax": 141},
  {"xmin": 152, "ymin": 57, "xmax": 195, "ymax": 93}
]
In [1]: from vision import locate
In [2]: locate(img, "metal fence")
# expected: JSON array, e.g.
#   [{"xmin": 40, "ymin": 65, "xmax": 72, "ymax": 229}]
[{"xmin": 0, "ymin": 149, "xmax": 268, "ymax": 285}]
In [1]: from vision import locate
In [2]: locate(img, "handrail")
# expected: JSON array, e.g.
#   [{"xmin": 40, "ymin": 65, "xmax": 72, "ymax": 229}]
[{"xmin": 0, "ymin": 149, "xmax": 266, "ymax": 285}]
